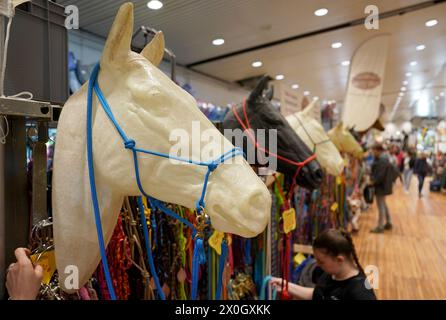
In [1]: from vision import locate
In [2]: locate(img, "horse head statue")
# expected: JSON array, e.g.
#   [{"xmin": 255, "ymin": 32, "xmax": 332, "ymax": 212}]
[
  {"xmin": 223, "ymin": 76, "xmax": 323, "ymax": 189},
  {"xmin": 286, "ymin": 99, "xmax": 344, "ymax": 176},
  {"xmin": 52, "ymin": 3, "xmax": 271, "ymax": 292},
  {"xmin": 327, "ymin": 122, "xmax": 363, "ymax": 158}
]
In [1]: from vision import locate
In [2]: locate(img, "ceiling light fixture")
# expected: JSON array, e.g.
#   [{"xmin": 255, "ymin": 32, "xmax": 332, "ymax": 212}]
[
  {"xmin": 331, "ymin": 42, "xmax": 342, "ymax": 49},
  {"xmin": 303, "ymin": 91, "xmax": 310, "ymax": 96},
  {"xmin": 440, "ymin": 92, "xmax": 445, "ymax": 97},
  {"xmin": 341, "ymin": 60, "xmax": 350, "ymax": 66},
  {"xmin": 314, "ymin": 8, "xmax": 328, "ymax": 16},
  {"xmin": 399, "ymin": 92, "xmax": 404, "ymax": 97},
  {"xmin": 147, "ymin": 0, "xmax": 163, "ymax": 10},
  {"xmin": 212, "ymin": 38, "xmax": 225, "ymax": 46},
  {"xmin": 292, "ymin": 84, "xmax": 299, "ymax": 89},
  {"xmin": 416, "ymin": 44, "xmax": 426, "ymax": 51},
  {"xmin": 401, "ymin": 87, "xmax": 407, "ymax": 91},
  {"xmin": 425, "ymin": 19, "xmax": 438, "ymax": 27},
  {"xmin": 405, "ymin": 72, "xmax": 412, "ymax": 77},
  {"xmin": 410, "ymin": 61, "xmax": 418, "ymax": 66},
  {"xmin": 435, "ymin": 96, "xmax": 440, "ymax": 100},
  {"xmin": 251, "ymin": 61, "xmax": 262, "ymax": 68},
  {"xmin": 275, "ymin": 74, "xmax": 285, "ymax": 80},
  {"xmin": 402, "ymin": 80, "xmax": 408, "ymax": 85}
]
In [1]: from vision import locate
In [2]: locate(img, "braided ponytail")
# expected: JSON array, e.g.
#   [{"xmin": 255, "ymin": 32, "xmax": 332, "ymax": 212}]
[{"xmin": 340, "ymin": 230, "xmax": 365, "ymax": 276}]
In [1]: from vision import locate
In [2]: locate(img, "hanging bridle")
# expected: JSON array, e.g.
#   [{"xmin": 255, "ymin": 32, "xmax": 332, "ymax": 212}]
[
  {"xmin": 87, "ymin": 63, "xmax": 242, "ymax": 300},
  {"xmin": 232, "ymin": 99, "xmax": 317, "ymax": 201}
]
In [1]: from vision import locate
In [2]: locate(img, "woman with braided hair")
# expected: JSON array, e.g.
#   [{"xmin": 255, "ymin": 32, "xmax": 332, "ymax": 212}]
[{"xmin": 270, "ymin": 229, "xmax": 376, "ymax": 300}]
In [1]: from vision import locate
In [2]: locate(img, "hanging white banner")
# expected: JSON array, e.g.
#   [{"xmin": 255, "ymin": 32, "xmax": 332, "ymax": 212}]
[{"xmin": 342, "ymin": 34, "xmax": 390, "ymax": 132}]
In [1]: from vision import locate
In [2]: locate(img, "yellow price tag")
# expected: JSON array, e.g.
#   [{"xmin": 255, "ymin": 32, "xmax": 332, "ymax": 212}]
[
  {"xmin": 294, "ymin": 252, "xmax": 306, "ymax": 265},
  {"xmin": 283, "ymin": 208, "xmax": 296, "ymax": 234},
  {"xmin": 330, "ymin": 202, "xmax": 339, "ymax": 212},
  {"xmin": 30, "ymin": 250, "xmax": 56, "ymax": 285},
  {"xmin": 209, "ymin": 230, "xmax": 225, "ymax": 255},
  {"xmin": 336, "ymin": 176, "xmax": 343, "ymax": 186}
]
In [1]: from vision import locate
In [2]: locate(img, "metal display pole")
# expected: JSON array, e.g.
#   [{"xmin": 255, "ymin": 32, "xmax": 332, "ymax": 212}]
[{"xmin": 0, "ymin": 13, "xmax": 6, "ymax": 299}]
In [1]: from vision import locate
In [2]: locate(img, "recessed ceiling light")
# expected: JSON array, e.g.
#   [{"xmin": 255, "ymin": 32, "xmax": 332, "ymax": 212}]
[
  {"xmin": 401, "ymin": 87, "xmax": 407, "ymax": 91},
  {"xmin": 440, "ymin": 92, "xmax": 445, "ymax": 97},
  {"xmin": 147, "ymin": 0, "xmax": 163, "ymax": 10},
  {"xmin": 331, "ymin": 42, "xmax": 342, "ymax": 49},
  {"xmin": 275, "ymin": 74, "xmax": 285, "ymax": 80},
  {"xmin": 292, "ymin": 84, "xmax": 299, "ymax": 89},
  {"xmin": 313, "ymin": 96, "xmax": 319, "ymax": 100},
  {"xmin": 303, "ymin": 91, "xmax": 310, "ymax": 96},
  {"xmin": 402, "ymin": 80, "xmax": 408, "ymax": 85},
  {"xmin": 341, "ymin": 60, "xmax": 350, "ymax": 66},
  {"xmin": 416, "ymin": 44, "xmax": 426, "ymax": 51},
  {"xmin": 399, "ymin": 92, "xmax": 404, "ymax": 97},
  {"xmin": 212, "ymin": 38, "xmax": 225, "ymax": 46},
  {"xmin": 410, "ymin": 61, "xmax": 418, "ymax": 66},
  {"xmin": 251, "ymin": 61, "xmax": 262, "ymax": 68},
  {"xmin": 314, "ymin": 8, "xmax": 328, "ymax": 16},
  {"xmin": 425, "ymin": 19, "xmax": 438, "ymax": 27},
  {"xmin": 405, "ymin": 72, "xmax": 412, "ymax": 77},
  {"xmin": 435, "ymin": 96, "xmax": 440, "ymax": 100}
]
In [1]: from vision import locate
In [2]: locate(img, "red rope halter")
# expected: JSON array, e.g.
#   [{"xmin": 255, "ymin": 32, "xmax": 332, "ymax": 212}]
[{"xmin": 232, "ymin": 99, "xmax": 317, "ymax": 202}]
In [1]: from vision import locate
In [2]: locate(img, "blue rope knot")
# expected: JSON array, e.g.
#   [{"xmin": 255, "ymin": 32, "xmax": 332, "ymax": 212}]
[
  {"xmin": 208, "ymin": 162, "xmax": 218, "ymax": 172},
  {"xmin": 196, "ymin": 200, "xmax": 205, "ymax": 213},
  {"xmin": 124, "ymin": 139, "xmax": 136, "ymax": 149}
]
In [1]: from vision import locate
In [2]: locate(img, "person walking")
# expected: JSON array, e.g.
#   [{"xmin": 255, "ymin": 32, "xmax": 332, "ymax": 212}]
[
  {"xmin": 370, "ymin": 144, "xmax": 395, "ymax": 234},
  {"xmin": 413, "ymin": 152, "xmax": 430, "ymax": 198},
  {"xmin": 402, "ymin": 151, "xmax": 416, "ymax": 193}
]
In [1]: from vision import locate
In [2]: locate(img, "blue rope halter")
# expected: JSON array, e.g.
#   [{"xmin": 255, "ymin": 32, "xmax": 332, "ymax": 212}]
[{"xmin": 86, "ymin": 63, "xmax": 243, "ymax": 300}]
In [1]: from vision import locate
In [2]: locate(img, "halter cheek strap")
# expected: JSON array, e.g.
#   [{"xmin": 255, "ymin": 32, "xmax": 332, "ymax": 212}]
[
  {"xmin": 87, "ymin": 63, "xmax": 243, "ymax": 300},
  {"xmin": 292, "ymin": 113, "xmax": 331, "ymax": 153}
]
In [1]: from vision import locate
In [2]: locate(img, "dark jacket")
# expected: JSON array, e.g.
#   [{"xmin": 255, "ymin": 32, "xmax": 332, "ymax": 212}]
[
  {"xmin": 413, "ymin": 158, "xmax": 429, "ymax": 176},
  {"xmin": 372, "ymin": 154, "xmax": 394, "ymax": 196}
]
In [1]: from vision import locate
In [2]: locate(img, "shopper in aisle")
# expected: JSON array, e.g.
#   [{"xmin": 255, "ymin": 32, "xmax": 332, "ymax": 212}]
[
  {"xmin": 402, "ymin": 150, "xmax": 416, "ymax": 193},
  {"xmin": 370, "ymin": 143, "xmax": 395, "ymax": 233},
  {"xmin": 413, "ymin": 152, "xmax": 430, "ymax": 197},
  {"xmin": 5, "ymin": 248, "xmax": 42, "ymax": 300},
  {"xmin": 270, "ymin": 229, "xmax": 376, "ymax": 300}
]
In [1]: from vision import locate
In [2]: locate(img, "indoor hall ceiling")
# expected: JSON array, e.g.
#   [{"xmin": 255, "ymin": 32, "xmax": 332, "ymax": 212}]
[{"xmin": 56, "ymin": 0, "xmax": 446, "ymax": 123}]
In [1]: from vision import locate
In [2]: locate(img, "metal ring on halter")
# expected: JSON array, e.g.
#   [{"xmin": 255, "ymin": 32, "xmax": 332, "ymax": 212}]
[{"xmin": 195, "ymin": 214, "xmax": 207, "ymax": 237}]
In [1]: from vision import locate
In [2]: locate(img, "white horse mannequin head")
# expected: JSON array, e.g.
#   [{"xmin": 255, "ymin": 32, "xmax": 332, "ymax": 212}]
[
  {"xmin": 327, "ymin": 122, "xmax": 363, "ymax": 158},
  {"xmin": 52, "ymin": 3, "xmax": 270, "ymax": 292},
  {"xmin": 286, "ymin": 99, "xmax": 344, "ymax": 176}
]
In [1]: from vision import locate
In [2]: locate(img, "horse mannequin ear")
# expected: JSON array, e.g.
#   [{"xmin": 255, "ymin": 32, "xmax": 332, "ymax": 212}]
[
  {"xmin": 141, "ymin": 31, "xmax": 165, "ymax": 67},
  {"xmin": 302, "ymin": 98, "xmax": 318, "ymax": 120},
  {"xmin": 264, "ymin": 85, "xmax": 274, "ymax": 101},
  {"xmin": 100, "ymin": 2, "xmax": 134, "ymax": 67},
  {"xmin": 248, "ymin": 75, "xmax": 269, "ymax": 103}
]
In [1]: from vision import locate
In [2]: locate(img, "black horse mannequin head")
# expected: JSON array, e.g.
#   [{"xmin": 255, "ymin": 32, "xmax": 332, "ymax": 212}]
[{"xmin": 223, "ymin": 75, "xmax": 323, "ymax": 190}]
